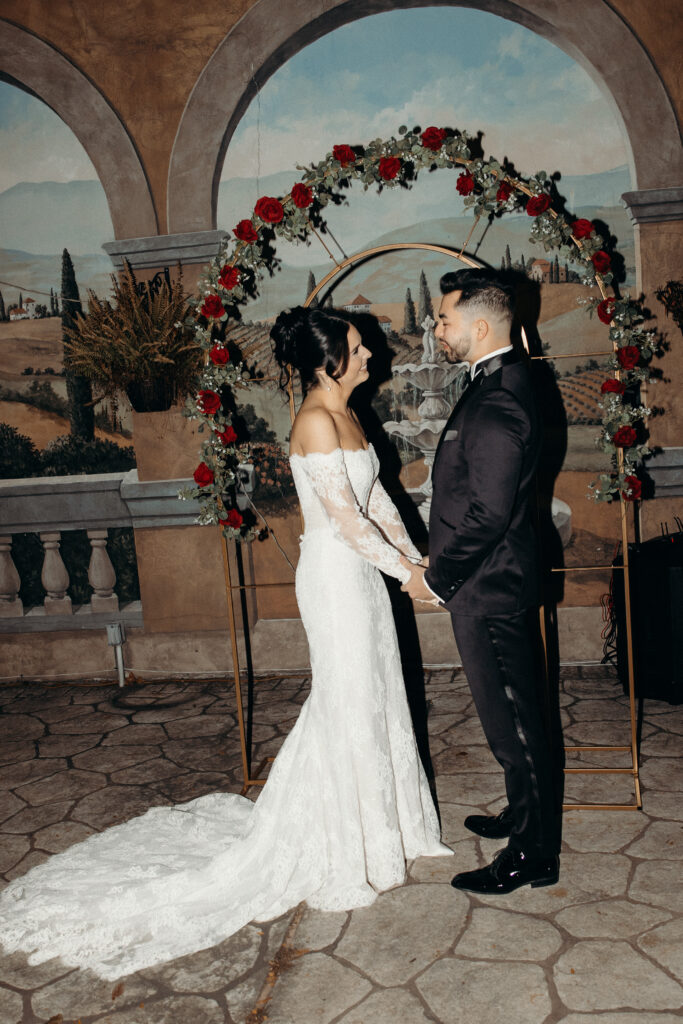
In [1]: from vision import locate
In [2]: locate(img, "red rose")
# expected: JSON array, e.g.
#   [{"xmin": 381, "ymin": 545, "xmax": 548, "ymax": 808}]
[
  {"xmin": 592, "ymin": 250, "xmax": 611, "ymax": 274},
  {"xmin": 456, "ymin": 172, "xmax": 475, "ymax": 196},
  {"xmin": 572, "ymin": 219, "xmax": 594, "ymax": 239},
  {"xmin": 193, "ymin": 462, "xmax": 214, "ymax": 487},
  {"xmin": 218, "ymin": 265, "xmax": 240, "ymax": 290},
  {"xmin": 597, "ymin": 298, "xmax": 616, "ymax": 325},
  {"xmin": 291, "ymin": 183, "xmax": 313, "ymax": 208},
  {"xmin": 234, "ymin": 219, "xmax": 258, "ymax": 243},
  {"xmin": 197, "ymin": 389, "xmax": 221, "ymax": 415},
  {"xmin": 613, "ymin": 425, "xmax": 637, "ymax": 448},
  {"xmin": 623, "ymin": 475, "xmax": 642, "ymax": 501},
  {"xmin": 209, "ymin": 344, "xmax": 229, "ymax": 365},
  {"xmin": 333, "ymin": 144, "xmax": 356, "ymax": 167},
  {"xmin": 421, "ymin": 126, "xmax": 447, "ymax": 151},
  {"xmin": 215, "ymin": 424, "xmax": 237, "ymax": 445},
  {"xmin": 220, "ymin": 508, "xmax": 243, "ymax": 529},
  {"xmin": 200, "ymin": 294, "xmax": 225, "ymax": 320},
  {"xmin": 601, "ymin": 378, "xmax": 626, "ymax": 395},
  {"xmin": 378, "ymin": 157, "xmax": 401, "ymax": 180},
  {"xmin": 526, "ymin": 194, "xmax": 551, "ymax": 216},
  {"xmin": 617, "ymin": 345, "xmax": 640, "ymax": 370},
  {"xmin": 254, "ymin": 196, "xmax": 284, "ymax": 224},
  {"xmin": 496, "ymin": 180, "xmax": 513, "ymax": 202}
]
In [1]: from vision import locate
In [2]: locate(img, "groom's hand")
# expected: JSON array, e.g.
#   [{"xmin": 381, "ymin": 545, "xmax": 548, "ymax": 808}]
[{"xmin": 400, "ymin": 559, "xmax": 437, "ymax": 604}]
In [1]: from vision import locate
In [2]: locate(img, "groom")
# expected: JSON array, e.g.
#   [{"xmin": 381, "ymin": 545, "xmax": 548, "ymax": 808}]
[{"xmin": 402, "ymin": 268, "xmax": 561, "ymax": 894}]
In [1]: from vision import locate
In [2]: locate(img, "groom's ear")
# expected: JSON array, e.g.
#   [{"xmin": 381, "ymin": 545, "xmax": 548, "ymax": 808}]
[{"xmin": 474, "ymin": 318, "xmax": 489, "ymax": 340}]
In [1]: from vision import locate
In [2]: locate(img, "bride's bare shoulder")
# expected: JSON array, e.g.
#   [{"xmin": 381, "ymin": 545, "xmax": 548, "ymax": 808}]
[{"xmin": 290, "ymin": 404, "xmax": 341, "ymax": 456}]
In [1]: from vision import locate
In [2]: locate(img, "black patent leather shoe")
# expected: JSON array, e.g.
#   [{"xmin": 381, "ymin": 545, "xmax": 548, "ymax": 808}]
[
  {"xmin": 451, "ymin": 846, "xmax": 559, "ymax": 894},
  {"xmin": 464, "ymin": 808, "xmax": 514, "ymax": 839}
]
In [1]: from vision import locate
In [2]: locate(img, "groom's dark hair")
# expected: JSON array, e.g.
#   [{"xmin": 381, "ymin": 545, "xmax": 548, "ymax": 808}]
[{"xmin": 440, "ymin": 268, "xmax": 515, "ymax": 324}]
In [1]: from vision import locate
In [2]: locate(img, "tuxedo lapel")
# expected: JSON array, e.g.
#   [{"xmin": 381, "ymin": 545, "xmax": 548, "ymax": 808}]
[
  {"xmin": 433, "ymin": 372, "xmax": 481, "ymax": 465},
  {"xmin": 433, "ymin": 350, "xmax": 521, "ymax": 466}
]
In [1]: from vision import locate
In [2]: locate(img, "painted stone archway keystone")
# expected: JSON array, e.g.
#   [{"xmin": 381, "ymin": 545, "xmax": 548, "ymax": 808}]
[{"xmin": 178, "ymin": 125, "xmax": 658, "ymax": 537}]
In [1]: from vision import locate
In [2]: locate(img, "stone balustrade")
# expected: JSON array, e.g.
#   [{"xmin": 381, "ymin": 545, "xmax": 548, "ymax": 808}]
[{"xmin": 0, "ymin": 469, "xmax": 201, "ymax": 633}]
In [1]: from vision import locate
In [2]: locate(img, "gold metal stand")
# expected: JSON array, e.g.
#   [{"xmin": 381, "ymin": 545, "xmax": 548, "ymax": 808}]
[
  {"xmin": 552, "ymin": 490, "xmax": 642, "ymax": 811},
  {"xmin": 221, "ymin": 534, "xmax": 294, "ymax": 793},
  {"xmin": 219, "ymin": 238, "xmax": 642, "ymax": 810}
]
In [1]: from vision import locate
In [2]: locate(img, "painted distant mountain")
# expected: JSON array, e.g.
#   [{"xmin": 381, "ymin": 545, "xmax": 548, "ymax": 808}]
[
  {"xmin": 0, "ymin": 165, "xmax": 632, "ymax": 256},
  {"xmin": 0, "ymin": 165, "xmax": 634, "ymax": 311},
  {"xmin": 0, "ymin": 248, "xmax": 113, "ymax": 310},
  {"xmin": 0, "ymin": 180, "xmax": 115, "ymax": 255}
]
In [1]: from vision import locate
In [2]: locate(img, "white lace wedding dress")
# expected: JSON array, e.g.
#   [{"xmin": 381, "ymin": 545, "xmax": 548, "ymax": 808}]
[{"xmin": 0, "ymin": 445, "xmax": 451, "ymax": 979}]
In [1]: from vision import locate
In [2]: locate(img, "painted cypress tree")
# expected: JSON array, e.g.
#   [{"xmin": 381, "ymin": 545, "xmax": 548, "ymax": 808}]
[
  {"xmin": 504, "ymin": 245, "xmax": 512, "ymax": 270},
  {"xmin": 305, "ymin": 271, "xmax": 318, "ymax": 307},
  {"xmin": 61, "ymin": 248, "xmax": 94, "ymax": 439},
  {"xmin": 0, "ymin": 290, "xmax": 5, "ymax": 322},
  {"xmin": 417, "ymin": 269, "xmax": 434, "ymax": 325},
  {"xmin": 554, "ymin": 254, "xmax": 560, "ymax": 283},
  {"xmin": 18, "ymin": 292, "xmax": 23, "ymax": 309},
  {"xmin": 403, "ymin": 287, "xmax": 417, "ymax": 334}
]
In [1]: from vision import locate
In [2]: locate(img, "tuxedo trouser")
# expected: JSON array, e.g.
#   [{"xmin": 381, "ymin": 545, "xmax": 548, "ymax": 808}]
[{"xmin": 451, "ymin": 608, "xmax": 560, "ymax": 858}]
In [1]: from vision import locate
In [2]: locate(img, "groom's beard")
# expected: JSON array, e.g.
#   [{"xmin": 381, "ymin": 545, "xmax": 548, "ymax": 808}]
[{"xmin": 441, "ymin": 334, "xmax": 471, "ymax": 363}]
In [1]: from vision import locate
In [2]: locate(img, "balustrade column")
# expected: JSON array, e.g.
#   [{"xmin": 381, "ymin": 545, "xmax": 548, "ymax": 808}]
[
  {"xmin": 87, "ymin": 529, "xmax": 119, "ymax": 613},
  {"xmin": 0, "ymin": 536, "xmax": 23, "ymax": 618},
  {"xmin": 39, "ymin": 532, "xmax": 72, "ymax": 615}
]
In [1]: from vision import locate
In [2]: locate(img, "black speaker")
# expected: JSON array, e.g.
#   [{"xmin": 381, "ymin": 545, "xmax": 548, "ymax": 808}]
[{"xmin": 612, "ymin": 532, "xmax": 683, "ymax": 705}]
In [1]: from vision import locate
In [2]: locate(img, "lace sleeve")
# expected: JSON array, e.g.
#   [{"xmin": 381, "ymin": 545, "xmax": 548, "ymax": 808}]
[
  {"xmin": 367, "ymin": 478, "xmax": 422, "ymax": 562},
  {"xmin": 296, "ymin": 450, "xmax": 412, "ymax": 583}
]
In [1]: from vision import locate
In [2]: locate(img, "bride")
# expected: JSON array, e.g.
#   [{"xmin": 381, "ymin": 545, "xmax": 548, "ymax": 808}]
[{"xmin": 0, "ymin": 305, "xmax": 451, "ymax": 980}]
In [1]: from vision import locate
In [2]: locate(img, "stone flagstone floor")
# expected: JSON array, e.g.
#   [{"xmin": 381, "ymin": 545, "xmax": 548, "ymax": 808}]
[{"xmin": 0, "ymin": 666, "xmax": 681, "ymax": 1024}]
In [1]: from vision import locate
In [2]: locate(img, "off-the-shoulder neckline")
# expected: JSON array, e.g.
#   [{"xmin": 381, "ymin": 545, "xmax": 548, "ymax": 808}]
[{"xmin": 289, "ymin": 442, "xmax": 375, "ymax": 461}]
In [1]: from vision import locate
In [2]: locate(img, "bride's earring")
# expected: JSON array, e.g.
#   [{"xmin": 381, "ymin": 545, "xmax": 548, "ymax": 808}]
[{"xmin": 318, "ymin": 374, "xmax": 331, "ymax": 392}]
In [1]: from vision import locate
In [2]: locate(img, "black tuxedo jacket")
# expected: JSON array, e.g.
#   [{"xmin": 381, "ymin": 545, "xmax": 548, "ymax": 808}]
[{"xmin": 425, "ymin": 350, "xmax": 541, "ymax": 616}]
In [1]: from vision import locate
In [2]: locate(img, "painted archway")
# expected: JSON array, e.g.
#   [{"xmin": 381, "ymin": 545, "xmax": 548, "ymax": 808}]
[
  {"xmin": 167, "ymin": 0, "xmax": 682, "ymax": 235},
  {"xmin": 0, "ymin": 20, "xmax": 158, "ymax": 240}
]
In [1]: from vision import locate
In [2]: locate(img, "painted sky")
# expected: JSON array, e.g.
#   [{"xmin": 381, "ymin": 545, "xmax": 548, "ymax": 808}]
[
  {"xmin": 0, "ymin": 83, "xmax": 96, "ymax": 193},
  {"xmin": 0, "ymin": 6, "xmax": 630, "ymax": 197},
  {"xmin": 221, "ymin": 7, "xmax": 630, "ymax": 184}
]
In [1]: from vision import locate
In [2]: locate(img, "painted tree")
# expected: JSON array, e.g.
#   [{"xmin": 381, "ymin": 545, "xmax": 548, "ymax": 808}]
[
  {"xmin": 504, "ymin": 244, "xmax": 512, "ymax": 270},
  {"xmin": 417, "ymin": 269, "xmax": 434, "ymax": 325},
  {"xmin": 61, "ymin": 248, "xmax": 94, "ymax": 439},
  {"xmin": 18, "ymin": 292, "xmax": 23, "ymax": 309},
  {"xmin": 0, "ymin": 290, "xmax": 5, "ymax": 322},
  {"xmin": 305, "ymin": 271, "xmax": 318, "ymax": 307},
  {"xmin": 403, "ymin": 287, "xmax": 417, "ymax": 334},
  {"xmin": 554, "ymin": 254, "xmax": 560, "ymax": 283}
]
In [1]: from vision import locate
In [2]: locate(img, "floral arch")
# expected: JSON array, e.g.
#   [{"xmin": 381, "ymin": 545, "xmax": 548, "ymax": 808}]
[{"xmin": 181, "ymin": 124, "xmax": 657, "ymax": 538}]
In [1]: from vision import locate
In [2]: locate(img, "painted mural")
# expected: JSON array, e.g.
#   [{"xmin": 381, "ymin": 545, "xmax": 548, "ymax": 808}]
[{"xmin": 0, "ymin": 6, "xmax": 635, "ymax": 612}]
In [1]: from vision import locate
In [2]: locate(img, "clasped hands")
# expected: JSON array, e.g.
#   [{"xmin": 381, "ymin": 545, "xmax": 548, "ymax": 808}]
[{"xmin": 399, "ymin": 556, "xmax": 441, "ymax": 606}]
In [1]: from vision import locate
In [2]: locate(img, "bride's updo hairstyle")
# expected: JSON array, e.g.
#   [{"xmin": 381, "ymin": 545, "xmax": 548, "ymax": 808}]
[{"xmin": 271, "ymin": 306, "xmax": 351, "ymax": 392}]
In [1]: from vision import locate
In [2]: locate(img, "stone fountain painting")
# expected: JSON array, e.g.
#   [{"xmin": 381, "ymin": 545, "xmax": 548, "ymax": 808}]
[{"xmin": 383, "ymin": 317, "xmax": 468, "ymax": 523}]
